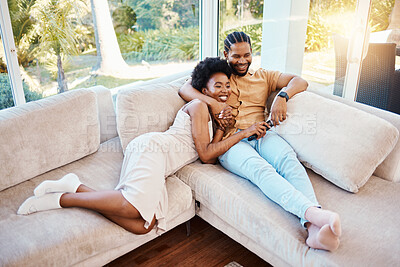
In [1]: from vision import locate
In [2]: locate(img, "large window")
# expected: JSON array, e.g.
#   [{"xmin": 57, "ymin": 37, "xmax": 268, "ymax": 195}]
[
  {"xmin": 219, "ymin": 0, "xmax": 263, "ymax": 70},
  {"xmin": 0, "ymin": 0, "xmax": 199, "ymax": 108},
  {"xmin": 2, "ymin": 0, "xmax": 398, "ymax": 109},
  {"xmin": 302, "ymin": 0, "xmax": 396, "ymax": 95}
]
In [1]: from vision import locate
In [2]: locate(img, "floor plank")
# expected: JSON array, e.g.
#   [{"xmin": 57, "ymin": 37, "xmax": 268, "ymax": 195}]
[{"xmin": 105, "ymin": 215, "xmax": 272, "ymax": 267}]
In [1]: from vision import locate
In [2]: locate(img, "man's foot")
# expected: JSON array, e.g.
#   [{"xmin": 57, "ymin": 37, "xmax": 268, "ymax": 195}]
[
  {"xmin": 305, "ymin": 207, "xmax": 341, "ymax": 236},
  {"xmin": 34, "ymin": 173, "xmax": 81, "ymax": 197},
  {"xmin": 306, "ymin": 223, "xmax": 340, "ymax": 251},
  {"xmin": 17, "ymin": 193, "xmax": 63, "ymax": 215}
]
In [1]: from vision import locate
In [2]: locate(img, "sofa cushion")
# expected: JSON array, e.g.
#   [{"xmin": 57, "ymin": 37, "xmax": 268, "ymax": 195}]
[
  {"xmin": 116, "ymin": 79, "xmax": 187, "ymax": 153},
  {"xmin": 176, "ymin": 161, "xmax": 400, "ymax": 266},
  {"xmin": 273, "ymin": 91, "xmax": 399, "ymax": 192},
  {"xmin": 311, "ymin": 90, "xmax": 400, "ymax": 183},
  {"xmin": 0, "ymin": 137, "xmax": 194, "ymax": 267},
  {"xmin": 0, "ymin": 89, "xmax": 100, "ymax": 191},
  {"xmin": 89, "ymin": 86, "xmax": 118, "ymax": 143}
]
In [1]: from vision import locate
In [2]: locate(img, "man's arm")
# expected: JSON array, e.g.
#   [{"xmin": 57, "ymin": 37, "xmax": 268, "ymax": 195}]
[
  {"xmin": 179, "ymin": 78, "xmax": 233, "ymax": 127},
  {"xmin": 270, "ymin": 74, "xmax": 308, "ymax": 125},
  {"xmin": 276, "ymin": 73, "xmax": 308, "ymax": 98}
]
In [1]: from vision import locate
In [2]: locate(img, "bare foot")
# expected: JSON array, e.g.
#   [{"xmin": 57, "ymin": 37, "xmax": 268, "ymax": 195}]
[
  {"xmin": 305, "ymin": 207, "xmax": 341, "ymax": 236},
  {"xmin": 306, "ymin": 224, "xmax": 340, "ymax": 251}
]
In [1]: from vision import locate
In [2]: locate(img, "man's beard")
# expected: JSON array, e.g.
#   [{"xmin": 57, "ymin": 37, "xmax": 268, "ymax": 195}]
[{"xmin": 229, "ymin": 63, "xmax": 250, "ymax": 76}]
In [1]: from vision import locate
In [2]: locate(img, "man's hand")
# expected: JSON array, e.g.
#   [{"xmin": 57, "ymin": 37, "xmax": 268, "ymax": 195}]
[
  {"xmin": 270, "ymin": 96, "xmax": 287, "ymax": 126},
  {"xmin": 210, "ymin": 100, "xmax": 234, "ymax": 129},
  {"xmin": 270, "ymin": 74, "xmax": 307, "ymax": 126}
]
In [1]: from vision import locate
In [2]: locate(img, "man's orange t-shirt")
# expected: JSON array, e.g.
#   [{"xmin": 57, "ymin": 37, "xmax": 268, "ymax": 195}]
[{"xmin": 224, "ymin": 68, "xmax": 281, "ymax": 138}]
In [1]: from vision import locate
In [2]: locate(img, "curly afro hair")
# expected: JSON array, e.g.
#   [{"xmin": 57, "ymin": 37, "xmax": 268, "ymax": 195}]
[{"xmin": 191, "ymin": 57, "xmax": 231, "ymax": 92}]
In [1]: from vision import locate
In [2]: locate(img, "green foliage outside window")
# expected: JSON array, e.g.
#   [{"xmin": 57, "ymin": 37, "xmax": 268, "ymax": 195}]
[
  {"xmin": 0, "ymin": 73, "xmax": 42, "ymax": 110},
  {"xmin": 112, "ymin": 5, "xmax": 137, "ymax": 33},
  {"xmin": 118, "ymin": 27, "xmax": 199, "ymax": 62}
]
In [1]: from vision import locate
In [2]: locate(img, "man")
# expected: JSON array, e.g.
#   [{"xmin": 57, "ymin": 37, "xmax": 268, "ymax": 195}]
[{"xmin": 179, "ymin": 31, "xmax": 341, "ymax": 251}]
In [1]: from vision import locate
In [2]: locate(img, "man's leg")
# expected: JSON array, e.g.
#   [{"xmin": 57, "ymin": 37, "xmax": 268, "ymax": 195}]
[
  {"xmin": 255, "ymin": 131, "xmax": 319, "ymax": 205},
  {"xmin": 219, "ymin": 140, "xmax": 316, "ymax": 220}
]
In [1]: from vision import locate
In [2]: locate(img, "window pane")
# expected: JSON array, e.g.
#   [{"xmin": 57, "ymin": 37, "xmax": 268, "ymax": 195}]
[
  {"xmin": 115, "ymin": 0, "xmax": 200, "ymax": 77},
  {"xmin": 302, "ymin": 0, "xmax": 358, "ymax": 94},
  {"xmin": 219, "ymin": 0, "xmax": 264, "ymax": 70},
  {"xmin": 369, "ymin": 0, "xmax": 398, "ymax": 67},
  {"xmin": 10, "ymin": 0, "xmax": 199, "ymax": 103},
  {"xmin": 0, "ymin": 38, "xmax": 15, "ymax": 110}
]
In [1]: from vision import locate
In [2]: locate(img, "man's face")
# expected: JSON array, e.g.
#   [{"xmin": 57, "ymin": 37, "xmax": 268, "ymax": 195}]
[{"xmin": 223, "ymin": 42, "xmax": 252, "ymax": 76}]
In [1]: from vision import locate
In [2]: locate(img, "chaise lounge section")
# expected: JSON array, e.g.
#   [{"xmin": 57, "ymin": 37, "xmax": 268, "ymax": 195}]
[{"xmin": 0, "ymin": 75, "xmax": 194, "ymax": 266}]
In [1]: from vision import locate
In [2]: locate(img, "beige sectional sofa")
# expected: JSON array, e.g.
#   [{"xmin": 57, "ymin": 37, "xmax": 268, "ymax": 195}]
[{"xmin": 1, "ymin": 71, "xmax": 400, "ymax": 267}]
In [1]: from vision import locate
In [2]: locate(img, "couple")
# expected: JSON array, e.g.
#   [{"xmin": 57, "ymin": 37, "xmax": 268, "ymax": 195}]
[{"xmin": 18, "ymin": 32, "xmax": 341, "ymax": 251}]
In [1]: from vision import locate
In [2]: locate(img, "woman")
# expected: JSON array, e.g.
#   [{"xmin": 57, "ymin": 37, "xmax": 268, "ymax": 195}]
[{"xmin": 17, "ymin": 57, "xmax": 267, "ymax": 235}]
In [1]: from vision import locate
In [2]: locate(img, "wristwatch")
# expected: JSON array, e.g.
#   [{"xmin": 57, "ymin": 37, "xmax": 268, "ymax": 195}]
[{"xmin": 278, "ymin": 91, "xmax": 289, "ymax": 102}]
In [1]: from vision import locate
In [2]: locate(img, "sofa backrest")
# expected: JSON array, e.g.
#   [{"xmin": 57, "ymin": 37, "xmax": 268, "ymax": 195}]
[
  {"xmin": 0, "ymin": 89, "xmax": 100, "ymax": 191},
  {"xmin": 116, "ymin": 76, "xmax": 188, "ymax": 153}
]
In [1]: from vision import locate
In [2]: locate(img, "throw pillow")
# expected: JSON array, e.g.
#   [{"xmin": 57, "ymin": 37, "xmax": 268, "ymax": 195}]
[
  {"xmin": 273, "ymin": 91, "xmax": 399, "ymax": 193},
  {"xmin": 116, "ymin": 82, "xmax": 186, "ymax": 153}
]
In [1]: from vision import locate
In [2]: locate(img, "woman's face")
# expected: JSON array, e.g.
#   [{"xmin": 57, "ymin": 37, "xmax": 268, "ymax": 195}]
[{"xmin": 202, "ymin": 72, "xmax": 231, "ymax": 103}]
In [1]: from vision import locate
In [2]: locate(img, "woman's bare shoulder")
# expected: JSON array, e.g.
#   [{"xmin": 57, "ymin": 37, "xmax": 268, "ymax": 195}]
[{"xmin": 183, "ymin": 99, "xmax": 208, "ymax": 113}]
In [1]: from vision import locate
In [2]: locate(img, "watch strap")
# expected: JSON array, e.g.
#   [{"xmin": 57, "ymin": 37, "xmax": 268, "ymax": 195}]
[{"xmin": 278, "ymin": 91, "xmax": 289, "ymax": 102}]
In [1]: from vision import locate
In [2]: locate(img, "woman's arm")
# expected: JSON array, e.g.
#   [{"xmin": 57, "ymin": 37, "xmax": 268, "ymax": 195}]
[{"xmin": 187, "ymin": 100, "xmax": 267, "ymax": 164}]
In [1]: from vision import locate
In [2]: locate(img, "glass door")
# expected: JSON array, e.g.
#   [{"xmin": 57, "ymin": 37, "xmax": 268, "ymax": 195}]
[{"xmin": 302, "ymin": 0, "xmax": 359, "ymax": 95}]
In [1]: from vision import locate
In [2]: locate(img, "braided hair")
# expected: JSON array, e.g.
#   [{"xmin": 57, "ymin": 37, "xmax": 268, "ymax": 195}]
[
  {"xmin": 191, "ymin": 57, "xmax": 232, "ymax": 92},
  {"xmin": 224, "ymin": 31, "xmax": 252, "ymax": 53}
]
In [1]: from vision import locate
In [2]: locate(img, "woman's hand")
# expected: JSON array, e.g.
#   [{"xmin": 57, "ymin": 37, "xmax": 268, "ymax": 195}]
[
  {"xmin": 210, "ymin": 100, "xmax": 233, "ymax": 129},
  {"xmin": 243, "ymin": 121, "xmax": 269, "ymax": 140},
  {"xmin": 270, "ymin": 97, "xmax": 287, "ymax": 126}
]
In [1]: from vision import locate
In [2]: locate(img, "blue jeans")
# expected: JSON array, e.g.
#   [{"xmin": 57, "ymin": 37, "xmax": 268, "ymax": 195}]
[{"xmin": 218, "ymin": 131, "xmax": 319, "ymax": 226}]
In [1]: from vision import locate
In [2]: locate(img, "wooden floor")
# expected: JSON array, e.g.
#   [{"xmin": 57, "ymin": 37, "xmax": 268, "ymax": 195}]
[{"xmin": 106, "ymin": 215, "xmax": 272, "ymax": 267}]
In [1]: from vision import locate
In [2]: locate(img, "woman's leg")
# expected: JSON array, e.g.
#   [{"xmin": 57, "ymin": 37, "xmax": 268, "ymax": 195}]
[
  {"xmin": 60, "ymin": 185, "xmax": 142, "ymax": 219},
  {"xmin": 18, "ymin": 183, "xmax": 156, "ymax": 234},
  {"xmin": 219, "ymin": 140, "xmax": 316, "ymax": 220},
  {"xmin": 70, "ymin": 185, "xmax": 156, "ymax": 234}
]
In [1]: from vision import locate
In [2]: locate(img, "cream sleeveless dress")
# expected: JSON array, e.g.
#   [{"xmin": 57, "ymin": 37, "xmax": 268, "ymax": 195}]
[{"xmin": 115, "ymin": 100, "xmax": 213, "ymax": 234}]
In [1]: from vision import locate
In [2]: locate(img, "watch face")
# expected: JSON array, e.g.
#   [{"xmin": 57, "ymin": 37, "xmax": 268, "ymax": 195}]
[{"xmin": 278, "ymin": 91, "xmax": 289, "ymax": 101}]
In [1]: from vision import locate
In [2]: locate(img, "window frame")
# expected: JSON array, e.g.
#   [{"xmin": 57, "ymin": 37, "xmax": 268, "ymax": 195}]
[
  {"xmin": 200, "ymin": 0, "xmax": 219, "ymax": 59},
  {"xmin": 0, "ymin": 0, "xmax": 25, "ymax": 106}
]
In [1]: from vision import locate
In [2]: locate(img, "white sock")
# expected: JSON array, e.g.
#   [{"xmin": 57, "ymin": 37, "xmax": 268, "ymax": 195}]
[
  {"xmin": 34, "ymin": 173, "xmax": 82, "ymax": 197},
  {"xmin": 17, "ymin": 193, "xmax": 63, "ymax": 215}
]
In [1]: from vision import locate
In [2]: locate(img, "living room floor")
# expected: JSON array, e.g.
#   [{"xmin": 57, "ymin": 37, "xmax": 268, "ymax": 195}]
[{"xmin": 105, "ymin": 215, "xmax": 272, "ymax": 267}]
